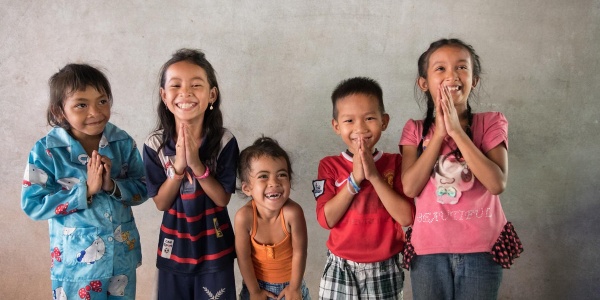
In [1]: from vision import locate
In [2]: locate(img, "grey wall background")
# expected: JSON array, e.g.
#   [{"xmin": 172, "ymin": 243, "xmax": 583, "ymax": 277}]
[{"xmin": 2, "ymin": 0, "xmax": 599, "ymax": 299}]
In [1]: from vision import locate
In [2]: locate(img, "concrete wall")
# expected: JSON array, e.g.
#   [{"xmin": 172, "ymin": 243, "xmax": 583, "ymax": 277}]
[{"xmin": 2, "ymin": 1, "xmax": 599, "ymax": 299}]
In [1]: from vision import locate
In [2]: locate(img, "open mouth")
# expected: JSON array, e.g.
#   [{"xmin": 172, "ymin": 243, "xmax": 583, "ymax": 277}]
[
  {"xmin": 177, "ymin": 102, "xmax": 197, "ymax": 109},
  {"xmin": 446, "ymin": 85, "xmax": 462, "ymax": 92},
  {"xmin": 265, "ymin": 193, "xmax": 281, "ymax": 200}
]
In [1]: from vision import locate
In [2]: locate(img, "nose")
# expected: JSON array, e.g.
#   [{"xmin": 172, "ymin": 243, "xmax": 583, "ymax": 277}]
[
  {"xmin": 179, "ymin": 85, "xmax": 192, "ymax": 97},
  {"xmin": 268, "ymin": 176, "xmax": 281, "ymax": 187},
  {"xmin": 88, "ymin": 104, "xmax": 99, "ymax": 116},
  {"xmin": 354, "ymin": 119, "xmax": 368, "ymax": 134},
  {"xmin": 447, "ymin": 69, "xmax": 459, "ymax": 81}
]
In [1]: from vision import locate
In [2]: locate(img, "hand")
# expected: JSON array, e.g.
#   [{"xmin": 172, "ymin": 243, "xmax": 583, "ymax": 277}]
[
  {"xmin": 86, "ymin": 151, "xmax": 104, "ymax": 197},
  {"xmin": 439, "ymin": 85, "xmax": 462, "ymax": 137},
  {"xmin": 173, "ymin": 123, "xmax": 188, "ymax": 173},
  {"xmin": 182, "ymin": 124, "xmax": 205, "ymax": 174},
  {"xmin": 359, "ymin": 138, "xmax": 380, "ymax": 182},
  {"xmin": 433, "ymin": 84, "xmax": 448, "ymax": 139},
  {"xmin": 352, "ymin": 137, "xmax": 365, "ymax": 184},
  {"xmin": 249, "ymin": 289, "xmax": 277, "ymax": 300},
  {"xmin": 100, "ymin": 155, "xmax": 113, "ymax": 192},
  {"xmin": 277, "ymin": 286, "xmax": 302, "ymax": 300}
]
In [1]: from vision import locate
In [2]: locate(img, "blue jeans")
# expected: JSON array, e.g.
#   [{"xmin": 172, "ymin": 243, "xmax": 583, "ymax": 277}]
[
  {"xmin": 410, "ymin": 253, "xmax": 502, "ymax": 300},
  {"xmin": 239, "ymin": 279, "xmax": 311, "ymax": 300}
]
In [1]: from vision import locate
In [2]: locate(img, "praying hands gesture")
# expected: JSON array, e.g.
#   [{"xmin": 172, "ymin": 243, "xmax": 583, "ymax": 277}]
[
  {"xmin": 86, "ymin": 150, "xmax": 114, "ymax": 199},
  {"xmin": 173, "ymin": 123, "xmax": 208, "ymax": 177}
]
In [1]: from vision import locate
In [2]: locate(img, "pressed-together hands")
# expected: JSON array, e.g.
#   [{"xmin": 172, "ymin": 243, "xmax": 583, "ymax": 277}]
[
  {"xmin": 351, "ymin": 137, "xmax": 379, "ymax": 186},
  {"xmin": 433, "ymin": 84, "xmax": 464, "ymax": 140},
  {"xmin": 173, "ymin": 123, "xmax": 207, "ymax": 176},
  {"xmin": 86, "ymin": 150, "xmax": 114, "ymax": 198}
]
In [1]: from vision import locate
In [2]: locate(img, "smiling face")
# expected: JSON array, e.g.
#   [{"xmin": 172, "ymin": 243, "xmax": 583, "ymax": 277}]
[
  {"xmin": 418, "ymin": 45, "xmax": 479, "ymax": 110},
  {"xmin": 242, "ymin": 155, "xmax": 291, "ymax": 213},
  {"xmin": 160, "ymin": 60, "xmax": 217, "ymax": 124},
  {"xmin": 62, "ymin": 86, "xmax": 110, "ymax": 141},
  {"xmin": 332, "ymin": 93, "xmax": 389, "ymax": 155}
]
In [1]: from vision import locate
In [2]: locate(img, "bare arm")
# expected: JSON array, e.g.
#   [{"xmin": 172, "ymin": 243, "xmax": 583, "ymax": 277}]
[
  {"xmin": 321, "ymin": 181, "xmax": 356, "ymax": 228},
  {"xmin": 190, "ymin": 164, "xmax": 232, "ymax": 207},
  {"xmin": 234, "ymin": 204, "xmax": 277, "ymax": 299},
  {"xmin": 279, "ymin": 200, "xmax": 307, "ymax": 300},
  {"xmin": 152, "ymin": 175, "xmax": 182, "ymax": 211}
]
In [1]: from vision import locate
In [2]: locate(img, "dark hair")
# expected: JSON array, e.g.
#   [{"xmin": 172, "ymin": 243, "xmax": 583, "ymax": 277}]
[
  {"xmin": 331, "ymin": 77, "xmax": 385, "ymax": 120},
  {"xmin": 238, "ymin": 136, "xmax": 293, "ymax": 184},
  {"xmin": 153, "ymin": 48, "xmax": 225, "ymax": 169},
  {"xmin": 415, "ymin": 38, "xmax": 482, "ymax": 157},
  {"xmin": 47, "ymin": 64, "xmax": 112, "ymax": 130}
]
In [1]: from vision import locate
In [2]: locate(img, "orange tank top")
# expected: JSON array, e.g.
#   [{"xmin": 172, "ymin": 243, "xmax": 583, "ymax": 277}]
[{"xmin": 250, "ymin": 200, "xmax": 293, "ymax": 283}]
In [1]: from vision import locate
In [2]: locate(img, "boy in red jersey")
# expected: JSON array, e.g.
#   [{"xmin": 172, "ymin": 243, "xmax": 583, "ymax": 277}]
[{"xmin": 313, "ymin": 77, "xmax": 414, "ymax": 299}]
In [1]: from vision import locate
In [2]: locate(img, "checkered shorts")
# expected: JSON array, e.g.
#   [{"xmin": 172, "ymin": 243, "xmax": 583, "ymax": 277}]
[{"xmin": 318, "ymin": 251, "xmax": 404, "ymax": 300}]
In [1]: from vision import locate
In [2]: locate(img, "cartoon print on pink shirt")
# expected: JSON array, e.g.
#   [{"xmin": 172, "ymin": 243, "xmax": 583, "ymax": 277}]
[
  {"xmin": 430, "ymin": 154, "xmax": 474, "ymax": 204},
  {"xmin": 23, "ymin": 164, "xmax": 48, "ymax": 188}
]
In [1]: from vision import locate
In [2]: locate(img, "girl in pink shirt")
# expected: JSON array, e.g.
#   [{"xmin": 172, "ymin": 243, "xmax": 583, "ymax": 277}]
[{"xmin": 399, "ymin": 38, "xmax": 523, "ymax": 300}]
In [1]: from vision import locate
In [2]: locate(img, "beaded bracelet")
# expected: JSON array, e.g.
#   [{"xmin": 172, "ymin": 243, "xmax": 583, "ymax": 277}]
[
  {"xmin": 348, "ymin": 172, "xmax": 361, "ymax": 193},
  {"xmin": 194, "ymin": 167, "xmax": 211, "ymax": 180}
]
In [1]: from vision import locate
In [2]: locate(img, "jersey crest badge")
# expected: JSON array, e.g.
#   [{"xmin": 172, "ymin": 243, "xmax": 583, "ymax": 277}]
[{"xmin": 312, "ymin": 180, "xmax": 325, "ymax": 199}]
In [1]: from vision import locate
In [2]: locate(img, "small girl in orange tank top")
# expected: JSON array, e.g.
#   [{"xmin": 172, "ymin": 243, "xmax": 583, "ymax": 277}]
[{"xmin": 235, "ymin": 137, "xmax": 311, "ymax": 300}]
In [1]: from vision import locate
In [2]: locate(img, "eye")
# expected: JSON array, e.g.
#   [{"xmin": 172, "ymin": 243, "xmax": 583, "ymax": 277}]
[
  {"xmin": 458, "ymin": 65, "xmax": 468, "ymax": 70},
  {"xmin": 435, "ymin": 66, "xmax": 445, "ymax": 71},
  {"xmin": 75, "ymin": 103, "xmax": 87, "ymax": 109},
  {"xmin": 277, "ymin": 172, "xmax": 289, "ymax": 179},
  {"xmin": 99, "ymin": 99, "xmax": 109, "ymax": 105},
  {"xmin": 343, "ymin": 119, "xmax": 353, "ymax": 123},
  {"xmin": 257, "ymin": 174, "xmax": 268, "ymax": 179},
  {"xmin": 366, "ymin": 116, "xmax": 377, "ymax": 121}
]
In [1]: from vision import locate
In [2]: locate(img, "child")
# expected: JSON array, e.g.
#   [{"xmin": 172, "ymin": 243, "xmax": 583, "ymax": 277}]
[
  {"xmin": 399, "ymin": 38, "xmax": 523, "ymax": 299},
  {"xmin": 143, "ymin": 48, "xmax": 239, "ymax": 300},
  {"xmin": 235, "ymin": 137, "xmax": 311, "ymax": 300},
  {"xmin": 21, "ymin": 63, "xmax": 148, "ymax": 300},
  {"xmin": 313, "ymin": 77, "xmax": 414, "ymax": 299}
]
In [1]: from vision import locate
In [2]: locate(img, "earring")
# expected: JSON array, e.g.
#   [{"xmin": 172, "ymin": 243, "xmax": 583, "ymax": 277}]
[{"xmin": 209, "ymin": 102, "xmax": 214, "ymax": 110}]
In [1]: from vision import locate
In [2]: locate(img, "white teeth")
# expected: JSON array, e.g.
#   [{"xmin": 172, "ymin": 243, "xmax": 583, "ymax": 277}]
[
  {"xmin": 177, "ymin": 103, "xmax": 195, "ymax": 109},
  {"xmin": 265, "ymin": 193, "xmax": 281, "ymax": 199},
  {"xmin": 446, "ymin": 86, "xmax": 461, "ymax": 91}
]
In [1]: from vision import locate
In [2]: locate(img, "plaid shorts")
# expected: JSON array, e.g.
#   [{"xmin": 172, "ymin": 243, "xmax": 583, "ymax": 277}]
[{"xmin": 318, "ymin": 251, "xmax": 404, "ymax": 300}]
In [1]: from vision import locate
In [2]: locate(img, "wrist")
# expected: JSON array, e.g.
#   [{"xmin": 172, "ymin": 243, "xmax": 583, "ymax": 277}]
[
  {"xmin": 167, "ymin": 166, "xmax": 184, "ymax": 180},
  {"xmin": 193, "ymin": 166, "xmax": 210, "ymax": 180},
  {"xmin": 348, "ymin": 173, "xmax": 361, "ymax": 193}
]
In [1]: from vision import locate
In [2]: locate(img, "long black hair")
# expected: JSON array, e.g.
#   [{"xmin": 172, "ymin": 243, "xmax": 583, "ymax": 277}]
[
  {"xmin": 415, "ymin": 38, "xmax": 482, "ymax": 158},
  {"xmin": 153, "ymin": 48, "xmax": 225, "ymax": 169}
]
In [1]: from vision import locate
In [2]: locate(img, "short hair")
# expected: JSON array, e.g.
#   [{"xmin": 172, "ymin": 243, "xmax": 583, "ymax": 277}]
[
  {"xmin": 238, "ymin": 136, "xmax": 293, "ymax": 184},
  {"xmin": 331, "ymin": 77, "xmax": 384, "ymax": 119},
  {"xmin": 46, "ymin": 64, "xmax": 112, "ymax": 129}
]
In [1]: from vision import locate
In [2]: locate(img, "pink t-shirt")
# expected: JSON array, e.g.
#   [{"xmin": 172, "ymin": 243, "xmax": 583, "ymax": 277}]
[{"xmin": 399, "ymin": 112, "xmax": 508, "ymax": 255}]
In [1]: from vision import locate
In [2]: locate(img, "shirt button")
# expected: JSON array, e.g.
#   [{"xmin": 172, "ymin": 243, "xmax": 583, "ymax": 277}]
[
  {"xmin": 108, "ymin": 237, "xmax": 113, "ymax": 242},
  {"xmin": 104, "ymin": 212, "xmax": 110, "ymax": 218}
]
